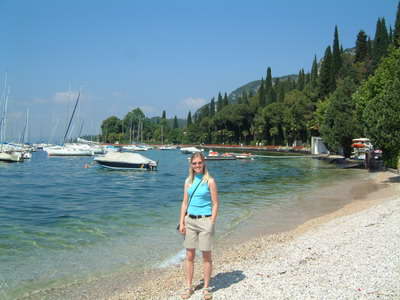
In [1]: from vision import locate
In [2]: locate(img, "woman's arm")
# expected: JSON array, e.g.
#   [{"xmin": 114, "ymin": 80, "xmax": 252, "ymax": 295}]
[
  {"xmin": 179, "ymin": 182, "xmax": 189, "ymax": 234},
  {"xmin": 209, "ymin": 178, "xmax": 219, "ymax": 224}
]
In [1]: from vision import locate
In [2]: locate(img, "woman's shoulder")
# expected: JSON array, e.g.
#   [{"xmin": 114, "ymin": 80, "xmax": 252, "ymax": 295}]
[{"xmin": 207, "ymin": 176, "xmax": 216, "ymax": 186}]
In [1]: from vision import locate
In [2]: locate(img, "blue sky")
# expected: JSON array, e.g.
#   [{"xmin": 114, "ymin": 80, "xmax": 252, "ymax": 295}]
[{"xmin": 0, "ymin": 0, "xmax": 398, "ymax": 142}]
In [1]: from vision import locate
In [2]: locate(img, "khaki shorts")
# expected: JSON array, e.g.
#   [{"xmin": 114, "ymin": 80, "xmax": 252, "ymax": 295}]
[{"xmin": 183, "ymin": 215, "xmax": 215, "ymax": 251}]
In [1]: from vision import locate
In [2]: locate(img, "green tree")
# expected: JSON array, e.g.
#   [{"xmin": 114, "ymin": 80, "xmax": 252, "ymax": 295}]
[
  {"xmin": 173, "ymin": 116, "xmax": 179, "ymax": 129},
  {"xmin": 394, "ymin": 2, "xmax": 400, "ymax": 47},
  {"xmin": 320, "ymin": 78, "xmax": 360, "ymax": 157},
  {"xmin": 217, "ymin": 92, "xmax": 223, "ymax": 111},
  {"xmin": 318, "ymin": 46, "xmax": 334, "ymax": 98},
  {"xmin": 187, "ymin": 111, "xmax": 192, "ymax": 127},
  {"xmin": 258, "ymin": 78, "xmax": 266, "ymax": 106},
  {"xmin": 282, "ymin": 90, "xmax": 313, "ymax": 145},
  {"xmin": 209, "ymin": 97, "xmax": 215, "ymax": 117},
  {"xmin": 265, "ymin": 67, "xmax": 273, "ymax": 93},
  {"xmin": 372, "ymin": 18, "xmax": 390, "ymax": 67},
  {"xmin": 223, "ymin": 93, "xmax": 229, "ymax": 106},
  {"xmin": 354, "ymin": 47, "xmax": 400, "ymax": 167},
  {"xmin": 101, "ymin": 116, "xmax": 122, "ymax": 143},
  {"xmin": 355, "ymin": 30, "xmax": 369, "ymax": 63},
  {"xmin": 162, "ymin": 110, "xmax": 166, "ymax": 119},
  {"xmin": 297, "ymin": 69, "xmax": 305, "ymax": 91},
  {"xmin": 310, "ymin": 55, "xmax": 319, "ymax": 88},
  {"xmin": 332, "ymin": 26, "xmax": 342, "ymax": 81}
]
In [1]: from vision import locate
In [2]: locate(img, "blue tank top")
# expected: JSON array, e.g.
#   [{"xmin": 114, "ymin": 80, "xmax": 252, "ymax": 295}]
[{"xmin": 187, "ymin": 174, "xmax": 212, "ymax": 215}]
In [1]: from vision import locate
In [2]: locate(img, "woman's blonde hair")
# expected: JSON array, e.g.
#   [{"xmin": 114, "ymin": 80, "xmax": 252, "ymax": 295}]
[{"xmin": 186, "ymin": 152, "xmax": 212, "ymax": 184}]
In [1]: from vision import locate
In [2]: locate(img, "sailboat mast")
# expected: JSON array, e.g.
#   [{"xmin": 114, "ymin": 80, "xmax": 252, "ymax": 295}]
[{"xmin": 63, "ymin": 92, "xmax": 80, "ymax": 144}]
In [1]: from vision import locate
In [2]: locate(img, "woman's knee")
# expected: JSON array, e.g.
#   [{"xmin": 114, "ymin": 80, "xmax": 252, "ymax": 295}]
[
  {"xmin": 202, "ymin": 251, "xmax": 212, "ymax": 263},
  {"xmin": 186, "ymin": 249, "xmax": 196, "ymax": 261}
]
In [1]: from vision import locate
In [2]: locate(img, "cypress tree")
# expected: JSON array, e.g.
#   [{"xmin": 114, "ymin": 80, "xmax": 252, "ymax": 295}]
[
  {"xmin": 373, "ymin": 18, "xmax": 390, "ymax": 66},
  {"xmin": 162, "ymin": 110, "xmax": 166, "ymax": 119},
  {"xmin": 381, "ymin": 18, "xmax": 390, "ymax": 49},
  {"xmin": 217, "ymin": 92, "xmax": 223, "ymax": 111},
  {"xmin": 223, "ymin": 93, "xmax": 229, "ymax": 106},
  {"xmin": 297, "ymin": 69, "xmax": 305, "ymax": 90},
  {"xmin": 332, "ymin": 26, "xmax": 342, "ymax": 80},
  {"xmin": 319, "ymin": 46, "xmax": 334, "ymax": 98},
  {"xmin": 187, "ymin": 111, "xmax": 192, "ymax": 127},
  {"xmin": 367, "ymin": 37, "xmax": 373, "ymax": 58},
  {"xmin": 311, "ymin": 55, "xmax": 319, "ymax": 88},
  {"xmin": 209, "ymin": 97, "xmax": 215, "ymax": 117},
  {"xmin": 394, "ymin": 2, "xmax": 400, "ymax": 47},
  {"xmin": 355, "ymin": 30, "xmax": 368, "ymax": 63},
  {"xmin": 267, "ymin": 87, "xmax": 277, "ymax": 104},
  {"xmin": 277, "ymin": 83, "xmax": 285, "ymax": 102},
  {"xmin": 258, "ymin": 78, "xmax": 266, "ymax": 106},
  {"xmin": 173, "ymin": 116, "xmax": 179, "ymax": 129},
  {"xmin": 265, "ymin": 67, "xmax": 273, "ymax": 93}
]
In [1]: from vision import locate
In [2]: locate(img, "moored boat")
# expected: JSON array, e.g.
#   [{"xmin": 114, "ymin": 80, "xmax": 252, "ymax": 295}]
[
  {"xmin": 180, "ymin": 146, "xmax": 203, "ymax": 154},
  {"xmin": 0, "ymin": 151, "xmax": 24, "ymax": 162},
  {"xmin": 94, "ymin": 152, "xmax": 157, "ymax": 170}
]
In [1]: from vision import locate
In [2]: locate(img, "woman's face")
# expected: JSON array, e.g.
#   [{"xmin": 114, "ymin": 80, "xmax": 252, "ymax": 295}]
[{"xmin": 191, "ymin": 157, "xmax": 204, "ymax": 174}]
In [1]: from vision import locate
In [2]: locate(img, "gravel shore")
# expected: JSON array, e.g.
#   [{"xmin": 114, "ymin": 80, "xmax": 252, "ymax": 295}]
[{"xmin": 112, "ymin": 171, "xmax": 400, "ymax": 300}]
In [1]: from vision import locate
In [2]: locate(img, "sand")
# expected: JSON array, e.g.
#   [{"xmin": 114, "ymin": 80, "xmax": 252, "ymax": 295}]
[{"xmin": 110, "ymin": 171, "xmax": 400, "ymax": 300}]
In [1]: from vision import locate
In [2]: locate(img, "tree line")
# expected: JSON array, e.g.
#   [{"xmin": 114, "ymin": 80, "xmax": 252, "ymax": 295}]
[{"xmin": 100, "ymin": 2, "xmax": 400, "ymax": 167}]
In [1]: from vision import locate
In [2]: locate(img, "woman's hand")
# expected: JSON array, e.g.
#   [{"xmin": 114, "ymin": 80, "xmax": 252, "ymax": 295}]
[{"xmin": 179, "ymin": 222, "xmax": 186, "ymax": 235}]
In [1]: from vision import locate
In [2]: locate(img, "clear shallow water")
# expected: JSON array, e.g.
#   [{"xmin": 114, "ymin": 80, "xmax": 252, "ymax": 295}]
[{"xmin": 0, "ymin": 150, "xmax": 364, "ymax": 299}]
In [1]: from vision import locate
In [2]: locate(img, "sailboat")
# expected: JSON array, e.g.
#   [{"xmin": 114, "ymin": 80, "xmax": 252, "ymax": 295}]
[
  {"xmin": 44, "ymin": 91, "xmax": 93, "ymax": 156},
  {"xmin": 0, "ymin": 74, "xmax": 24, "ymax": 162}
]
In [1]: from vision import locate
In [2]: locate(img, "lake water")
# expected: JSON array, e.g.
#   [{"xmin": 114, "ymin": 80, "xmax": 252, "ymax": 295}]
[{"xmin": 0, "ymin": 149, "xmax": 365, "ymax": 299}]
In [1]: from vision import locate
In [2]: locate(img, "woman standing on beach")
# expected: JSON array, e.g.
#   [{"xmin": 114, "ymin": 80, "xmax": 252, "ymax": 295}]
[{"xmin": 178, "ymin": 152, "xmax": 219, "ymax": 300}]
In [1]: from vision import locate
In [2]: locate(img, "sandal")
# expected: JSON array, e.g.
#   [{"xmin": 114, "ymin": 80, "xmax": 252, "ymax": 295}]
[
  {"xmin": 203, "ymin": 287, "xmax": 213, "ymax": 300},
  {"xmin": 180, "ymin": 287, "xmax": 194, "ymax": 299}
]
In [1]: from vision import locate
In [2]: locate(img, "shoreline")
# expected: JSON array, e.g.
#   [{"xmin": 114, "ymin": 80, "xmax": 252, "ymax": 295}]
[{"xmin": 112, "ymin": 171, "xmax": 400, "ymax": 299}]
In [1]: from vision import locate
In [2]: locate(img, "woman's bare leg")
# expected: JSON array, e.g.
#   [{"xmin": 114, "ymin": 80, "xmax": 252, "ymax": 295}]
[
  {"xmin": 185, "ymin": 248, "xmax": 196, "ymax": 288},
  {"xmin": 202, "ymin": 251, "xmax": 212, "ymax": 288}
]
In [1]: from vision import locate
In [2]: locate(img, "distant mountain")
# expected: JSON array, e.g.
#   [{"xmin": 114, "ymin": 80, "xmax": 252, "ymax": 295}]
[{"xmin": 228, "ymin": 74, "xmax": 298, "ymax": 103}]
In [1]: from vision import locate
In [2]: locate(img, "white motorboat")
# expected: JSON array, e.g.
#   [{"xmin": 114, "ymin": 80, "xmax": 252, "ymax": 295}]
[
  {"xmin": 94, "ymin": 152, "xmax": 157, "ymax": 170},
  {"xmin": 44, "ymin": 145, "xmax": 93, "ymax": 156},
  {"xmin": 159, "ymin": 145, "xmax": 177, "ymax": 150},
  {"xmin": 0, "ymin": 151, "xmax": 24, "ymax": 162},
  {"xmin": 180, "ymin": 147, "xmax": 203, "ymax": 154}
]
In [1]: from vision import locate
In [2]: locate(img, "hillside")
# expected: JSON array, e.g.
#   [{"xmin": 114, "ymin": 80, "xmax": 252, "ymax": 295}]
[{"xmin": 228, "ymin": 74, "xmax": 298, "ymax": 103}]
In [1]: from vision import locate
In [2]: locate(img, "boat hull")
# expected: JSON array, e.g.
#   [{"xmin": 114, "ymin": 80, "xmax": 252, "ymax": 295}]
[
  {"xmin": 0, "ymin": 152, "xmax": 24, "ymax": 162},
  {"xmin": 95, "ymin": 160, "xmax": 154, "ymax": 170}
]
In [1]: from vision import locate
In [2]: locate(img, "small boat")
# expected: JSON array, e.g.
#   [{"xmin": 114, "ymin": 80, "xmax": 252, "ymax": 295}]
[
  {"xmin": 44, "ymin": 145, "xmax": 93, "ymax": 156},
  {"xmin": 204, "ymin": 151, "xmax": 236, "ymax": 160},
  {"xmin": 234, "ymin": 153, "xmax": 255, "ymax": 160},
  {"xmin": 180, "ymin": 147, "xmax": 203, "ymax": 154},
  {"xmin": 159, "ymin": 145, "xmax": 177, "ymax": 150},
  {"xmin": 94, "ymin": 152, "xmax": 157, "ymax": 170},
  {"xmin": 0, "ymin": 151, "xmax": 24, "ymax": 162},
  {"xmin": 351, "ymin": 138, "xmax": 373, "ymax": 160}
]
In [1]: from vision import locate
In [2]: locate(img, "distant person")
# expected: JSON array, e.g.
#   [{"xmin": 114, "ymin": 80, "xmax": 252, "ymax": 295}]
[{"xmin": 178, "ymin": 152, "xmax": 219, "ymax": 300}]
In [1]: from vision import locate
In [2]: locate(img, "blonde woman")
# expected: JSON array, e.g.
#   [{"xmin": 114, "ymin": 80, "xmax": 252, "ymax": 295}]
[{"xmin": 178, "ymin": 152, "xmax": 219, "ymax": 300}]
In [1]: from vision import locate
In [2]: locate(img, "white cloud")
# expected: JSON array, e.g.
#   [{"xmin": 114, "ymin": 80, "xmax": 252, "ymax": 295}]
[
  {"xmin": 53, "ymin": 91, "xmax": 79, "ymax": 103},
  {"xmin": 180, "ymin": 97, "xmax": 207, "ymax": 111}
]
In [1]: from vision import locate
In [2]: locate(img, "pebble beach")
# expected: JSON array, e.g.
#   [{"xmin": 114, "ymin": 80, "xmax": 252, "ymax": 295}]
[{"xmin": 111, "ymin": 171, "xmax": 400, "ymax": 300}]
